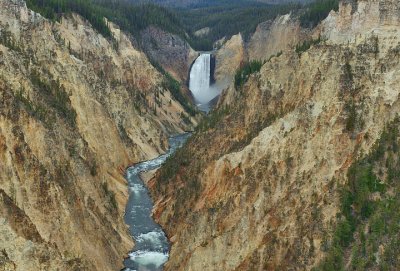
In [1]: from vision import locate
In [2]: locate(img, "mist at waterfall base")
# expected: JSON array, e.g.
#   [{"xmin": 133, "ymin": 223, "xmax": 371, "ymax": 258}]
[
  {"xmin": 123, "ymin": 134, "xmax": 190, "ymax": 271},
  {"xmin": 189, "ymin": 53, "xmax": 223, "ymax": 112}
]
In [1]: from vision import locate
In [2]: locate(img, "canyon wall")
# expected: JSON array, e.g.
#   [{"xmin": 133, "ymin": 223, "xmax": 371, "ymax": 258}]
[
  {"xmin": 152, "ymin": 0, "xmax": 400, "ymax": 270},
  {"xmin": 214, "ymin": 13, "xmax": 305, "ymax": 90},
  {"xmin": 140, "ymin": 26, "xmax": 198, "ymax": 83},
  {"xmin": 247, "ymin": 13, "xmax": 306, "ymax": 61},
  {"xmin": 215, "ymin": 33, "xmax": 245, "ymax": 84},
  {"xmin": 0, "ymin": 0, "xmax": 195, "ymax": 270}
]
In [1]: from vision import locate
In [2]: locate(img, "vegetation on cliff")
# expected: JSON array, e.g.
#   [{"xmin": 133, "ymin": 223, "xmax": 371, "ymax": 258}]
[
  {"xmin": 300, "ymin": 0, "xmax": 339, "ymax": 28},
  {"xmin": 145, "ymin": 57, "xmax": 197, "ymax": 116},
  {"xmin": 161, "ymin": 72, "xmax": 197, "ymax": 116},
  {"xmin": 26, "ymin": 0, "xmax": 113, "ymax": 37},
  {"xmin": 26, "ymin": 0, "xmax": 201, "ymax": 115},
  {"xmin": 14, "ymin": 69, "xmax": 77, "ymax": 128},
  {"xmin": 26, "ymin": 0, "xmax": 187, "ymax": 40},
  {"xmin": 295, "ymin": 36, "xmax": 322, "ymax": 55},
  {"xmin": 234, "ymin": 60, "xmax": 263, "ymax": 89},
  {"xmin": 315, "ymin": 118, "xmax": 400, "ymax": 270}
]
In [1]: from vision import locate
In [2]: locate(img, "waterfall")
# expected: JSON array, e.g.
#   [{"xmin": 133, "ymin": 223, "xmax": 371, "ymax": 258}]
[
  {"xmin": 189, "ymin": 54, "xmax": 210, "ymax": 103},
  {"xmin": 189, "ymin": 53, "xmax": 219, "ymax": 107}
]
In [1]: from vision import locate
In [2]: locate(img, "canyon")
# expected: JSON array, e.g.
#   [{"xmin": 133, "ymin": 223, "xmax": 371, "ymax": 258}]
[{"xmin": 1, "ymin": 0, "xmax": 400, "ymax": 271}]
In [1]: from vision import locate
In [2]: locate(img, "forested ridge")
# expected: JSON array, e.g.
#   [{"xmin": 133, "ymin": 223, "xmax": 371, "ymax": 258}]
[
  {"xmin": 180, "ymin": 2, "xmax": 300, "ymax": 49},
  {"xmin": 26, "ymin": 0, "xmax": 339, "ymax": 51},
  {"xmin": 25, "ymin": 0, "xmax": 186, "ymax": 39},
  {"xmin": 181, "ymin": 0, "xmax": 338, "ymax": 49}
]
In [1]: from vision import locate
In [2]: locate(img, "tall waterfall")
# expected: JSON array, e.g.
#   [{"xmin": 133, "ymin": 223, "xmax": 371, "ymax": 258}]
[{"xmin": 189, "ymin": 53, "xmax": 219, "ymax": 108}]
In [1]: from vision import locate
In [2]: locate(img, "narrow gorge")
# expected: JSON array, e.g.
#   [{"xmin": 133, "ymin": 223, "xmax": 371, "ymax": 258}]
[
  {"xmin": 1, "ymin": 0, "xmax": 400, "ymax": 271},
  {"xmin": 123, "ymin": 50, "xmax": 214, "ymax": 271},
  {"xmin": 124, "ymin": 133, "xmax": 190, "ymax": 271}
]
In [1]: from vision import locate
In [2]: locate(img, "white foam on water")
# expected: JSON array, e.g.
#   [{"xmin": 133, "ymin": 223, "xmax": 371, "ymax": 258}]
[
  {"xmin": 129, "ymin": 183, "xmax": 145, "ymax": 193},
  {"xmin": 129, "ymin": 250, "xmax": 169, "ymax": 268},
  {"xmin": 136, "ymin": 231, "xmax": 164, "ymax": 246},
  {"xmin": 124, "ymin": 134, "xmax": 191, "ymax": 270}
]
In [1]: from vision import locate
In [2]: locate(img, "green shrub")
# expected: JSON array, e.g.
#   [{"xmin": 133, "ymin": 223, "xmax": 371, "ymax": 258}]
[
  {"xmin": 340, "ymin": 62, "xmax": 354, "ymax": 94},
  {"xmin": 295, "ymin": 36, "xmax": 322, "ymax": 55},
  {"xmin": 161, "ymin": 72, "xmax": 196, "ymax": 116},
  {"xmin": 234, "ymin": 60, "xmax": 262, "ymax": 89},
  {"xmin": 195, "ymin": 105, "xmax": 230, "ymax": 132},
  {"xmin": 344, "ymin": 101, "xmax": 357, "ymax": 132},
  {"xmin": 15, "ymin": 88, "xmax": 52, "ymax": 127},
  {"xmin": 148, "ymin": 56, "xmax": 196, "ymax": 116},
  {"xmin": 101, "ymin": 182, "xmax": 118, "ymax": 211},
  {"xmin": 30, "ymin": 70, "xmax": 77, "ymax": 127},
  {"xmin": 267, "ymin": 51, "xmax": 283, "ymax": 62},
  {"xmin": 316, "ymin": 118, "xmax": 400, "ymax": 270},
  {"xmin": 0, "ymin": 28, "xmax": 22, "ymax": 52},
  {"xmin": 300, "ymin": 0, "xmax": 339, "ymax": 28}
]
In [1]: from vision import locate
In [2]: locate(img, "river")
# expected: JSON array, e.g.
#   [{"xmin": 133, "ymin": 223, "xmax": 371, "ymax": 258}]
[
  {"xmin": 123, "ymin": 133, "xmax": 190, "ymax": 271},
  {"xmin": 123, "ymin": 52, "xmax": 214, "ymax": 271}
]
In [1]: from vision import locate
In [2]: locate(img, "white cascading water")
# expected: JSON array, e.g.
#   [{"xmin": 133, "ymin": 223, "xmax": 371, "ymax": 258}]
[
  {"xmin": 189, "ymin": 53, "xmax": 220, "ymax": 108},
  {"xmin": 189, "ymin": 54, "xmax": 210, "ymax": 103}
]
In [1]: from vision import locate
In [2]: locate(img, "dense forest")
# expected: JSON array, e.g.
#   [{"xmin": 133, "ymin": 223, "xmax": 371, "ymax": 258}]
[
  {"xmin": 26, "ymin": 0, "xmax": 113, "ymax": 38},
  {"xmin": 26, "ymin": 0, "xmax": 186, "ymax": 39},
  {"xmin": 300, "ymin": 0, "xmax": 339, "ymax": 28},
  {"xmin": 180, "ymin": 0, "xmax": 338, "ymax": 50},
  {"xmin": 179, "ymin": 1, "xmax": 300, "ymax": 49},
  {"xmin": 26, "ymin": 0, "xmax": 339, "ymax": 51},
  {"xmin": 127, "ymin": 0, "xmax": 313, "ymax": 8}
]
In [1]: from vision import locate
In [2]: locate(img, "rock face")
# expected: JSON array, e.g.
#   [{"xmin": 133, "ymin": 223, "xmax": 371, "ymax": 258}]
[
  {"xmin": 0, "ymin": 1, "xmax": 195, "ymax": 270},
  {"xmin": 214, "ymin": 15, "xmax": 304, "ymax": 86},
  {"xmin": 194, "ymin": 27, "xmax": 210, "ymax": 38},
  {"xmin": 152, "ymin": 1, "xmax": 400, "ymax": 270},
  {"xmin": 140, "ymin": 26, "xmax": 198, "ymax": 83},
  {"xmin": 247, "ymin": 13, "xmax": 306, "ymax": 61},
  {"xmin": 215, "ymin": 33, "xmax": 245, "ymax": 83}
]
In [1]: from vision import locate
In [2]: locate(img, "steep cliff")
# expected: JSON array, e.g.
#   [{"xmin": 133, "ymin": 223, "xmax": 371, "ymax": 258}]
[
  {"xmin": 215, "ymin": 33, "xmax": 245, "ymax": 83},
  {"xmin": 140, "ymin": 26, "xmax": 198, "ymax": 83},
  {"xmin": 0, "ymin": 0, "xmax": 195, "ymax": 270},
  {"xmin": 247, "ymin": 13, "xmax": 306, "ymax": 61},
  {"xmin": 152, "ymin": 0, "xmax": 400, "ymax": 270},
  {"xmin": 214, "ymin": 14, "xmax": 304, "ymax": 87}
]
